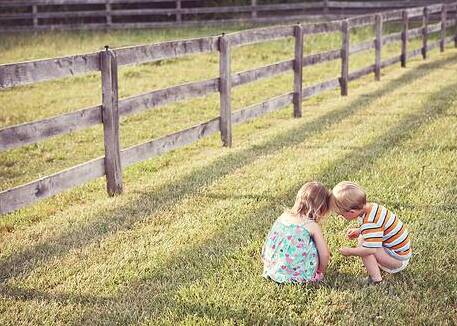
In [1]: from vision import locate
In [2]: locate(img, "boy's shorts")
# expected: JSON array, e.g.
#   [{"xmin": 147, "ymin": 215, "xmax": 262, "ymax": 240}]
[{"xmin": 379, "ymin": 258, "xmax": 410, "ymax": 273}]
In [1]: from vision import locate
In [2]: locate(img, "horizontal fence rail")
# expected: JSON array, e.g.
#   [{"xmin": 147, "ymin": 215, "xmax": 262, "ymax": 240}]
[
  {"xmin": 1, "ymin": 2, "xmax": 457, "ymax": 214},
  {"xmin": 231, "ymin": 93, "xmax": 294, "ymax": 125},
  {"xmin": 1, "ymin": 0, "xmax": 325, "ymax": 32},
  {"xmin": 302, "ymin": 78, "xmax": 341, "ymax": 99},
  {"xmin": 120, "ymin": 117, "xmax": 221, "ymax": 168},
  {"xmin": 0, "ymin": 0, "xmax": 451, "ymax": 32},
  {"xmin": 118, "ymin": 78, "xmax": 220, "ymax": 117},
  {"xmin": 114, "ymin": 36, "xmax": 220, "ymax": 66},
  {"xmin": 232, "ymin": 60, "xmax": 294, "ymax": 87},
  {"xmin": 0, "ymin": 52, "xmax": 100, "ymax": 88},
  {"xmin": 0, "ymin": 105, "xmax": 102, "ymax": 151},
  {"xmin": 1, "ymin": 158, "xmax": 106, "ymax": 214}
]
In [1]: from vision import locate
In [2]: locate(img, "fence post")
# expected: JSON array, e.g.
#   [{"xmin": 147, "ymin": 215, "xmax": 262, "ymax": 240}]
[
  {"xmin": 401, "ymin": 10, "xmax": 408, "ymax": 67},
  {"xmin": 293, "ymin": 24, "xmax": 304, "ymax": 118},
  {"xmin": 375, "ymin": 14, "xmax": 382, "ymax": 81},
  {"xmin": 251, "ymin": 0, "xmax": 257, "ymax": 20},
  {"xmin": 455, "ymin": 5, "xmax": 457, "ymax": 48},
  {"xmin": 32, "ymin": 5, "xmax": 38, "ymax": 28},
  {"xmin": 176, "ymin": 0, "xmax": 182, "ymax": 24},
  {"xmin": 106, "ymin": 0, "xmax": 112, "ymax": 26},
  {"xmin": 422, "ymin": 7, "xmax": 429, "ymax": 59},
  {"xmin": 100, "ymin": 46, "xmax": 123, "ymax": 196},
  {"xmin": 219, "ymin": 34, "xmax": 232, "ymax": 147},
  {"xmin": 340, "ymin": 20, "xmax": 349, "ymax": 96},
  {"xmin": 324, "ymin": 0, "xmax": 329, "ymax": 14},
  {"xmin": 440, "ymin": 4, "xmax": 447, "ymax": 52}
]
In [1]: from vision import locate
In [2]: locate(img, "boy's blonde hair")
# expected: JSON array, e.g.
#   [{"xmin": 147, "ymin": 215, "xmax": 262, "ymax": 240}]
[
  {"xmin": 330, "ymin": 181, "xmax": 366, "ymax": 215},
  {"xmin": 289, "ymin": 181, "xmax": 330, "ymax": 222}
]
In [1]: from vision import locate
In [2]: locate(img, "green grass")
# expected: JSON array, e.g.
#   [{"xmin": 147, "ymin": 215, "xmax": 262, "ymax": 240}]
[{"xmin": 0, "ymin": 25, "xmax": 456, "ymax": 325}]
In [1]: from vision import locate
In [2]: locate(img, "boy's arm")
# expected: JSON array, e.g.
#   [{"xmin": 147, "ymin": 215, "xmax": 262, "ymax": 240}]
[
  {"xmin": 341, "ymin": 221, "xmax": 382, "ymax": 257},
  {"xmin": 346, "ymin": 228, "xmax": 361, "ymax": 239},
  {"xmin": 340, "ymin": 246, "xmax": 376, "ymax": 257}
]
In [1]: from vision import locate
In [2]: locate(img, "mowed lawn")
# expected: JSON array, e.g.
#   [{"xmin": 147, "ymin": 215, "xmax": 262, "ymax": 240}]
[{"xmin": 0, "ymin": 24, "xmax": 456, "ymax": 325}]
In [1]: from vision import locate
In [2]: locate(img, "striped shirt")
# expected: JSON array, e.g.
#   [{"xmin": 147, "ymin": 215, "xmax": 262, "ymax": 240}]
[{"xmin": 359, "ymin": 203, "xmax": 412, "ymax": 261}]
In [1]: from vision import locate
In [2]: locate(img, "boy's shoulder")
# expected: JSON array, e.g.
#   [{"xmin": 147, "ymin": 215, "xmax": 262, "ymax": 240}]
[
  {"xmin": 361, "ymin": 202, "xmax": 397, "ymax": 225},
  {"xmin": 360, "ymin": 202, "xmax": 380, "ymax": 224}
]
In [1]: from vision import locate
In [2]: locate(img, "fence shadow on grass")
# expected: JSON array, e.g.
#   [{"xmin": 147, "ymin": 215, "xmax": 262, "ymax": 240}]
[
  {"xmin": 0, "ymin": 53, "xmax": 456, "ymax": 317},
  {"xmin": 0, "ymin": 284, "xmax": 110, "ymax": 306},
  {"xmin": 79, "ymin": 66, "xmax": 457, "ymax": 323}
]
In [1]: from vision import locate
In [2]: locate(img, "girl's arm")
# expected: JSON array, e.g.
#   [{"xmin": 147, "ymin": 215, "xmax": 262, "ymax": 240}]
[{"xmin": 308, "ymin": 223, "xmax": 330, "ymax": 273}]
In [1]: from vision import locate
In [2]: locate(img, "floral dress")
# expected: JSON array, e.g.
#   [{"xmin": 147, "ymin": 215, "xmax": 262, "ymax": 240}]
[{"xmin": 261, "ymin": 219, "xmax": 319, "ymax": 283}]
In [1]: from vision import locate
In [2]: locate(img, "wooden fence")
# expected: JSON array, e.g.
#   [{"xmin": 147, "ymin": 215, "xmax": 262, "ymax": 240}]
[
  {"xmin": 1, "ymin": 2, "xmax": 457, "ymax": 214},
  {"xmin": 0, "ymin": 0, "xmax": 449, "ymax": 32}
]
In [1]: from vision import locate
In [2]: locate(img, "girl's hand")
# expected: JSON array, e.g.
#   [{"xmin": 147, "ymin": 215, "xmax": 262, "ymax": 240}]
[
  {"xmin": 339, "ymin": 247, "xmax": 353, "ymax": 256},
  {"xmin": 346, "ymin": 228, "xmax": 360, "ymax": 240},
  {"xmin": 311, "ymin": 271, "xmax": 324, "ymax": 282}
]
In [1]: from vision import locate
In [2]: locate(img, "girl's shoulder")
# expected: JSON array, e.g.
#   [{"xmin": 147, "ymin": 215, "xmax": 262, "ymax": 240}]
[
  {"xmin": 276, "ymin": 212, "xmax": 318, "ymax": 234},
  {"xmin": 302, "ymin": 219, "xmax": 321, "ymax": 235}
]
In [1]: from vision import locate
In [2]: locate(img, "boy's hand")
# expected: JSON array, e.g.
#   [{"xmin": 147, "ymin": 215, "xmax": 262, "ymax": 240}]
[
  {"xmin": 346, "ymin": 228, "xmax": 360, "ymax": 240},
  {"xmin": 339, "ymin": 247, "xmax": 353, "ymax": 256}
]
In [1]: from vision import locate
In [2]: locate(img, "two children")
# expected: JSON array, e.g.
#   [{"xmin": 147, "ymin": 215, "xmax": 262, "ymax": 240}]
[{"xmin": 261, "ymin": 181, "xmax": 411, "ymax": 284}]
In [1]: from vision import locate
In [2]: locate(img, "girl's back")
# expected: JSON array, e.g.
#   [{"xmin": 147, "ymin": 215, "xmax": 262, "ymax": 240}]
[{"xmin": 261, "ymin": 213, "xmax": 319, "ymax": 283}]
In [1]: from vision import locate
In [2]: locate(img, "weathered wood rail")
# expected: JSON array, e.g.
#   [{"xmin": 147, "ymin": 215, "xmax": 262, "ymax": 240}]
[
  {"xmin": 0, "ymin": 0, "xmax": 449, "ymax": 32},
  {"xmin": 1, "ymin": 2, "xmax": 457, "ymax": 214}
]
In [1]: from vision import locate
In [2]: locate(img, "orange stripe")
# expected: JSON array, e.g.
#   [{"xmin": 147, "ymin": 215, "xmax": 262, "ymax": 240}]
[
  {"xmin": 373, "ymin": 207, "xmax": 384, "ymax": 224},
  {"xmin": 364, "ymin": 237, "xmax": 383, "ymax": 243},
  {"xmin": 391, "ymin": 236, "xmax": 410, "ymax": 250},
  {"xmin": 381, "ymin": 211, "xmax": 391, "ymax": 228},
  {"xmin": 396, "ymin": 248, "xmax": 411, "ymax": 256},
  {"xmin": 384, "ymin": 225, "xmax": 404, "ymax": 244},
  {"xmin": 363, "ymin": 205, "xmax": 377, "ymax": 224},
  {"xmin": 362, "ymin": 227, "xmax": 383, "ymax": 234},
  {"xmin": 385, "ymin": 217, "xmax": 399, "ymax": 234}
]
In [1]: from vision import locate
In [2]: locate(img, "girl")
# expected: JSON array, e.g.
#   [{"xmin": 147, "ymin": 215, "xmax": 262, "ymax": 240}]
[{"xmin": 261, "ymin": 181, "xmax": 331, "ymax": 283}]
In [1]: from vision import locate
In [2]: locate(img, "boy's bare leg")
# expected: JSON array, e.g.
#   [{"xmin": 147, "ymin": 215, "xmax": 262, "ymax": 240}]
[
  {"xmin": 361, "ymin": 254, "xmax": 382, "ymax": 282},
  {"xmin": 374, "ymin": 248, "xmax": 402, "ymax": 270},
  {"xmin": 356, "ymin": 236, "xmax": 403, "ymax": 280},
  {"xmin": 360, "ymin": 248, "xmax": 402, "ymax": 281},
  {"xmin": 357, "ymin": 236, "xmax": 382, "ymax": 281}
]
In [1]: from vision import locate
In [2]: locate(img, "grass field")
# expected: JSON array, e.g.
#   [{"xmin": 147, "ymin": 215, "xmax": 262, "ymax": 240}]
[{"xmin": 0, "ymin": 23, "xmax": 456, "ymax": 325}]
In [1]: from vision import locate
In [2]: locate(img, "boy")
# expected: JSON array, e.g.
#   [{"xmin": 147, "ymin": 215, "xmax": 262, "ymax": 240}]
[{"xmin": 330, "ymin": 181, "xmax": 411, "ymax": 284}]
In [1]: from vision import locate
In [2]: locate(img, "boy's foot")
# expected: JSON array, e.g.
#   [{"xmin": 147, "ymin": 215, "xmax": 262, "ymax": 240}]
[{"xmin": 366, "ymin": 276, "xmax": 382, "ymax": 285}]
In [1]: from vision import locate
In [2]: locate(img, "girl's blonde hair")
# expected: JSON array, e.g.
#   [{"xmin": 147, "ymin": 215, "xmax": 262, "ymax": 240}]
[
  {"xmin": 330, "ymin": 181, "xmax": 366, "ymax": 215},
  {"xmin": 289, "ymin": 181, "xmax": 330, "ymax": 222}
]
